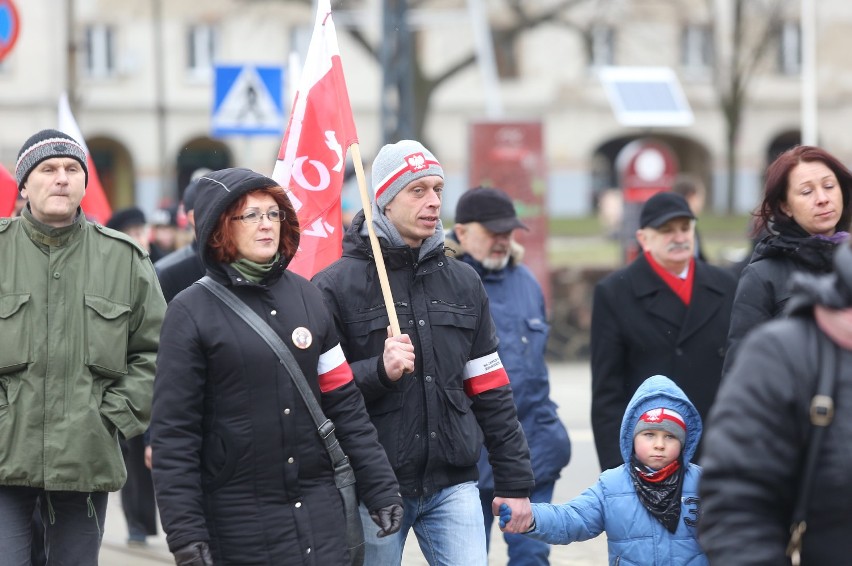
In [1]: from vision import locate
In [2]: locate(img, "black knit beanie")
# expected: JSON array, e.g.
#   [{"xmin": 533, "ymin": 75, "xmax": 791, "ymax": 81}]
[{"xmin": 15, "ymin": 129, "xmax": 89, "ymax": 191}]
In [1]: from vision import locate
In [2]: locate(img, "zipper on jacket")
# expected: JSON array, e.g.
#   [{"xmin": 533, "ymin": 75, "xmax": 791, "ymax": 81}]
[{"xmin": 430, "ymin": 299, "xmax": 469, "ymax": 309}]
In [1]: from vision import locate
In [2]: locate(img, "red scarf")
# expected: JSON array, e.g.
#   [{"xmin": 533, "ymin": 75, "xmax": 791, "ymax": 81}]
[
  {"xmin": 636, "ymin": 459, "xmax": 681, "ymax": 483},
  {"xmin": 645, "ymin": 252, "xmax": 695, "ymax": 306}
]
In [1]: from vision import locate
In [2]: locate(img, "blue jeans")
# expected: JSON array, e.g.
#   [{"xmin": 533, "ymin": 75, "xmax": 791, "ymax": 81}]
[
  {"xmin": 480, "ymin": 481, "xmax": 556, "ymax": 566},
  {"xmin": 0, "ymin": 486, "xmax": 107, "ymax": 566},
  {"xmin": 359, "ymin": 481, "xmax": 487, "ymax": 566}
]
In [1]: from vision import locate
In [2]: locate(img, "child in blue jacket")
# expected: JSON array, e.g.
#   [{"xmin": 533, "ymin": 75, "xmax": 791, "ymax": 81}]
[{"xmin": 497, "ymin": 375, "xmax": 708, "ymax": 566}]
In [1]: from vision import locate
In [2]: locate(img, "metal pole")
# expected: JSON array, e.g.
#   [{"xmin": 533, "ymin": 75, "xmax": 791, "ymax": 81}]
[
  {"xmin": 152, "ymin": 0, "xmax": 170, "ymax": 201},
  {"xmin": 801, "ymin": 0, "xmax": 817, "ymax": 145},
  {"xmin": 467, "ymin": 0, "xmax": 503, "ymax": 118},
  {"xmin": 380, "ymin": 0, "xmax": 414, "ymax": 143},
  {"xmin": 66, "ymin": 0, "xmax": 77, "ymax": 113}
]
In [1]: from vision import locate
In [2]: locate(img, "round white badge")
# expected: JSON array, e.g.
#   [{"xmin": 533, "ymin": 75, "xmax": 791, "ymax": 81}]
[{"xmin": 292, "ymin": 327, "xmax": 313, "ymax": 349}]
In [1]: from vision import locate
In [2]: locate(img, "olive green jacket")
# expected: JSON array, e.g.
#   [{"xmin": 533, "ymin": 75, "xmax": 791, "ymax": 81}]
[{"xmin": 0, "ymin": 210, "xmax": 166, "ymax": 492}]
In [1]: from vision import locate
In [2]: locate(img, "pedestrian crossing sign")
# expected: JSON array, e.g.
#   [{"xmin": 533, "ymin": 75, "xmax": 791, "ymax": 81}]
[{"xmin": 212, "ymin": 65, "xmax": 285, "ymax": 136}]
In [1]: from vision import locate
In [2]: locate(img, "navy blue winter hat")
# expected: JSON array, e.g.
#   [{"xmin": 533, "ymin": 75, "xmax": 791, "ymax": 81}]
[{"xmin": 16, "ymin": 129, "xmax": 89, "ymax": 191}]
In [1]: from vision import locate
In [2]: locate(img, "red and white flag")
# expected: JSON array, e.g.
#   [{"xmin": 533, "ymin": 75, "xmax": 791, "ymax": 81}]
[
  {"xmin": 0, "ymin": 163, "xmax": 17, "ymax": 217},
  {"xmin": 58, "ymin": 92, "xmax": 112, "ymax": 224},
  {"xmin": 272, "ymin": 0, "xmax": 357, "ymax": 279}
]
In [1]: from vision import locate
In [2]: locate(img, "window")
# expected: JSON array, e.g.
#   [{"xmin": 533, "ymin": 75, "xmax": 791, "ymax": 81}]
[
  {"xmin": 85, "ymin": 24, "xmax": 115, "ymax": 78},
  {"xmin": 589, "ymin": 25, "xmax": 615, "ymax": 67},
  {"xmin": 188, "ymin": 24, "xmax": 217, "ymax": 79},
  {"xmin": 778, "ymin": 21, "xmax": 801, "ymax": 75},
  {"xmin": 681, "ymin": 24, "xmax": 712, "ymax": 72}
]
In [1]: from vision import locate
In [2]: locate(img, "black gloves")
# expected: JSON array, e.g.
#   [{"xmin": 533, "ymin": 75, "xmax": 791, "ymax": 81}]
[
  {"xmin": 369, "ymin": 503, "xmax": 403, "ymax": 538},
  {"xmin": 173, "ymin": 541, "xmax": 214, "ymax": 566}
]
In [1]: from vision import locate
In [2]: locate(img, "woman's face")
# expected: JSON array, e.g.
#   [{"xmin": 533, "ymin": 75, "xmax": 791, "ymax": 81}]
[
  {"xmin": 231, "ymin": 192, "xmax": 281, "ymax": 263},
  {"xmin": 782, "ymin": 161, "xmax": 845, "ymax": 236}
]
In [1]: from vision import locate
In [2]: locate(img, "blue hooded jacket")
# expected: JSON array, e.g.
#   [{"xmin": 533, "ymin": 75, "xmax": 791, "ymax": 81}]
[{"xmin": 526, "ymin": 375, "xmax": 708, "ymax": 566}]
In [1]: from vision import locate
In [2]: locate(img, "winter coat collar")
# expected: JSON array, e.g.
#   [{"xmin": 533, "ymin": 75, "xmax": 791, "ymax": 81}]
[{"xmin": 753, "ymin": 220, "xmax": 842, "ymax": 274}]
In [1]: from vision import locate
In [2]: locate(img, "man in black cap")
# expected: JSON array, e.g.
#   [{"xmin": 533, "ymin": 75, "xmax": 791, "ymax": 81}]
[
  {"xmin": 0, "ymin": 129, "xmax": 166, "ymax": 563},
  {"xmin": 448, "ymin": 187, "xmax": 571, "ymax": 566},
  {"xmin": 590, "ymin": 191, "xmax": 736, "ymax": 470}
]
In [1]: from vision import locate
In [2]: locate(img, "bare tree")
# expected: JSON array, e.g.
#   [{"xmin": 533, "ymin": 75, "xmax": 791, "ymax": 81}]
[
  {"xmin": 707, "ymin": 0, "xmax": 791, "ymax": 213},
  {"xmin": 244, "ymin": 0, "xmax": 592, "ymax": 144}
]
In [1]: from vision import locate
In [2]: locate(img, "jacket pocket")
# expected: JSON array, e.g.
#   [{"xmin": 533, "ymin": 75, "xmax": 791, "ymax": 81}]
[
  {"xmin": 438, "ymin": 387, "xmax": 480, "ymax": 466},
  {"xmin": 202, "ymin": 429, "xmax": 238, "ymax": 493},
  {"xmin": 84, "ymin": 294, "xmax": 131, "ymax": 379},
  {"xmin": 0, "ymin": 293, "xmax": 32, "ymax": 375},
  {"xmin": 366, "ymin": 390, "xmax": 404, "ymax": 467}
]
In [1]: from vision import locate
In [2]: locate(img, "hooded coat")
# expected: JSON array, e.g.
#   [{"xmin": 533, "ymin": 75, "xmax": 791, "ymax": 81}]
[
  {"xmin": 527, "ymin": 375, "xmax": 707, "ymax": 566},
  {"xmin": 700, "ymin": 244, "xmax": 852, "ymax": 565},
  {"xmin": 150, "ymin": 168, "xmax": 400, "ymax": 565}
]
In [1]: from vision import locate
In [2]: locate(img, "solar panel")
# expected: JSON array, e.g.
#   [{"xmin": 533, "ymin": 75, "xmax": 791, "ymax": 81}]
[{"xmin": 598, "ymin": 66, "xmax": 694, "ymax": 127}]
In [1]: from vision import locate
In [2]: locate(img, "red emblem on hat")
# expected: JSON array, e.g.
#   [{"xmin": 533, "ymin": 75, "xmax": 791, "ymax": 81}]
[{"xmin": 405, "ymin": 152, "xmax": 427, "ymax": 171}]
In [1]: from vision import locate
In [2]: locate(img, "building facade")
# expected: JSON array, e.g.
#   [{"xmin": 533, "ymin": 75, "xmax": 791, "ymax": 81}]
[{"xmin": 1, "ymin": 0, "xmax": 850, "ymax": 217}]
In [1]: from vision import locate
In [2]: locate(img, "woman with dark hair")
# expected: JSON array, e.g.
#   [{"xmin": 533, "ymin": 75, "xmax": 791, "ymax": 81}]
[
  {"xmin": 150, "ymin": 168, "xmax": 402, "ymax": 565},
  {"xmin": 723, "ymin": 145, "xmax": 851, "ymax": 371}
]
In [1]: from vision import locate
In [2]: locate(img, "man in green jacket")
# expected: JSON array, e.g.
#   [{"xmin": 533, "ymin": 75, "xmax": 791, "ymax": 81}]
[{"xmin": 0, "ymin": 129, "xmax": 166, "ymax": 564}]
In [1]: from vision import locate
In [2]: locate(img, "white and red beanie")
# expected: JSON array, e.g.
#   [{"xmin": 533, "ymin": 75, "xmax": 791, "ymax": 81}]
[
  {"xmin": 372, "ymin": 140, "xmax": 444, "ymax": 211},
  {"xmin": 633, "ymin": 408, "xmax": 687, "ymax": 445}
]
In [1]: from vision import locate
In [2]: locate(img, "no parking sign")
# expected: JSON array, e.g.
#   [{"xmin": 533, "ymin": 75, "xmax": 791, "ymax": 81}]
[{"xmin": 0, "ymin": 0, "xmax": 20, "ymax": 62}]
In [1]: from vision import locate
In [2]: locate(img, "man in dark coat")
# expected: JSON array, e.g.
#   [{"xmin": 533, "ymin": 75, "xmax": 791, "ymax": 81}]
[
  {"xmin": 591, "ymin": 192, "xmax": 736, "ymax": 471},
  {"xmin": 313, "ymin": 140, "xmax": 534, "ymax": 565}
]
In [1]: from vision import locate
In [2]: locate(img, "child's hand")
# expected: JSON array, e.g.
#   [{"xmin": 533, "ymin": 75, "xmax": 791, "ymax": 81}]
[
  {"xmin": 498, "ymin": 503, "xmax": 512, "ymax": 529},
  {"xmin": 492, "ymin": 497, "xmax": 533, "ymax": 533}
]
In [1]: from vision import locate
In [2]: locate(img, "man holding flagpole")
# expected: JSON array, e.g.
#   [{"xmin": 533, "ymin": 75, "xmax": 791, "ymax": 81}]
[{"xmin": 313, "ymin": 140, "xmax": 535, "ymax": 565}]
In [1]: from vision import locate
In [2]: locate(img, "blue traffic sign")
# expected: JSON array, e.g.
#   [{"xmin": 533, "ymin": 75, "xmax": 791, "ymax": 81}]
[{"xmin": 212, "ymin": 65, "xmax": 285, "ymax": 137}]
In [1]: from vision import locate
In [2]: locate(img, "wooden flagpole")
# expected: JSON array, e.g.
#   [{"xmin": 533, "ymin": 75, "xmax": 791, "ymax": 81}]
[{"xmin": 350, "ymin": 142, "xmax": 402, "ymax": 336}]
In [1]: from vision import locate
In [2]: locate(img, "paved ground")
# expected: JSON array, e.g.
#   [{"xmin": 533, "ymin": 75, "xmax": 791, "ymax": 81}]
[{"xmin": 99, "ymin": 361, "xmax": 608, "ymax": 565}]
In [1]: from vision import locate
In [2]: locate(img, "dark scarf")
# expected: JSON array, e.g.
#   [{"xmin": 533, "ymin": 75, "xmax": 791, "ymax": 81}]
[
  {"xmin": 758, "ymin": 220, "xmax": 848, "ymax": 274},
  {"xmin": 630, "ymin": 455, "xmax": 684, "ymax": 533}
]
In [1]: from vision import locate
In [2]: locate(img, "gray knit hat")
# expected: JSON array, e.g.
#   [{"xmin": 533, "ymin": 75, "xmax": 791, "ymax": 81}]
[
  {"xmin": 15, "ymin": 129, "xmax": 89, "ymax": 191},
  {"xmin": 633, "ymin": 407, "xmax": 687, "ymax": 446},
  {"xmin": 372, "ymin": 140, "xmax": 444, "ymax": 210}
]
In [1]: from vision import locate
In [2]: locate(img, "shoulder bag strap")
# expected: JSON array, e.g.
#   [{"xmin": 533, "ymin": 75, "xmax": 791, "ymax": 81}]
[
  {"xmin": 196, "ymin": 276, "xmax": 349, "ymax": 469},
  {"xmin": 786, "ymin": 326, "xmax": 838, "ymax": 565}
]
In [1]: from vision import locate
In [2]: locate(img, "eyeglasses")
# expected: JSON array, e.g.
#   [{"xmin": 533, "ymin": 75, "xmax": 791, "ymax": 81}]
[{"xmin": 231, "ymin": 209, "xmax": 286, "ymax": 224}]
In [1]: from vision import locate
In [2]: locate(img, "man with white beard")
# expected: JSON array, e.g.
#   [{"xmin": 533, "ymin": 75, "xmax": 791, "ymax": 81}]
[{"xmin": 448, "ymin": 187, "xmax": 571, "ymax": 566}]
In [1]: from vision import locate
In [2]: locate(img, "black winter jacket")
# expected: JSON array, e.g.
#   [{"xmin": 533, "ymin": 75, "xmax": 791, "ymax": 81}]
[
  {"xmin": 312, "ymin": 211, "xmax": 534, "ymax": 499},
  {"xmin": 154, "ymin": 241, "xmax": 205, "ymax": 303},
  {"xmin": 723, "ymin": 221, "xmax": 839, "ymax": 373},
  {"xmin": 151, "ymin": 169, "xmax": 400, "ymax": 565},
  {"xmin": 590, "ymin": 254, "xmax": 736, "ymax": 470},
  {"xmin": 700, "ymin": 312, "xmax": 852, "ymax": 564}
]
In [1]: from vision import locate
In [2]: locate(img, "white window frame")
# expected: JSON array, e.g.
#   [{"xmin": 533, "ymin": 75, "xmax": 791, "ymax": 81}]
[
  {"xmin": 779, "ymin": 21, "xmax": 801, "ymax": 76},
  {"xmin": 681, "ymin": 24, "xmax": 712, "ymax": 73},
  {"xmin": 590, "ymin": 25, "xmax": 615, "ymax": 68},
  {"xmin": 85, "ymin": 24, "xmax": 115, "ymax": 78},
  {"xmin": 187, "ymin": 24, "xmax": 217, "ymax": 80}
]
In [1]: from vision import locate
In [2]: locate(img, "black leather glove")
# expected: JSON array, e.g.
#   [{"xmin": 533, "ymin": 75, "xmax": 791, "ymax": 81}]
[
  {"xmin": 173, "ymin": 541, "xmax": 214, "ymax": 566},
  {"xmin": 370, "ymin": 503, "xmax": 403, "ymax": 538}
]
